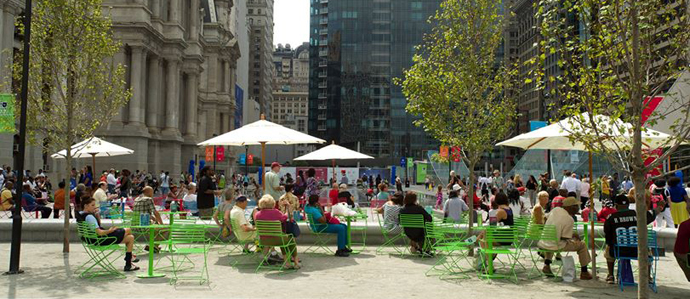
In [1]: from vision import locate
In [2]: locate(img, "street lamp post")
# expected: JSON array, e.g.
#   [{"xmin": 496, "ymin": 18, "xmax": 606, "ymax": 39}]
[{"xmin": 6, "ymin": 0, "xmax": 33, "ymax": 275}]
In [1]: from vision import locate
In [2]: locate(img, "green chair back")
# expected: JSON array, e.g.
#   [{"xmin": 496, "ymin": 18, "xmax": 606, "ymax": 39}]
[
  {"xmin": 399, "ymin": 213, "xmax": 425, "ymax": 229},
  {"xmin": 485, "ymin": 226, "xmax": 517, "ymax": 245},
  {"xmin": 306, "ymin": 213, "xmax": 327, "ymax": 233},
  {"xmin": 255, "ymin": 220, "xmax": 286, "ymax": 238}
]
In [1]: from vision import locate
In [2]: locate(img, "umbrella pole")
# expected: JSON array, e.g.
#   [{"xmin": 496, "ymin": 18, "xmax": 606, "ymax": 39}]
[
  {"xmin": 261, "ymin": 142, "xmax": 266, "ymax": 192},
  {"xmin": 92, "ymin": 153, "xmax": 96, "ymax": 181},
  {"xmin": 588, "ymin": 151, "xmax": 596, "ymax": 279}
]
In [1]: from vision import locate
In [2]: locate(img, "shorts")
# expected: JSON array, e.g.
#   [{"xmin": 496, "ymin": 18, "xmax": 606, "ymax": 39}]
[{"xmin": 84, "ymin": 228, "xmax": 125, "ymax": 246}]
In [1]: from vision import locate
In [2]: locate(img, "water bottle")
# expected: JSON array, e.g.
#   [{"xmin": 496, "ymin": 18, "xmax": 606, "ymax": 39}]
[
  {"xmin": 171, "ymin": 200, "xmax": 179, "ymax": 212},
  {"xmin": 143, "ymin": 213, "xmax": 151, "ymax": 226},
  {"xmin": 139, "ymin": 213, "xmax": 146, "ymax": 226}
]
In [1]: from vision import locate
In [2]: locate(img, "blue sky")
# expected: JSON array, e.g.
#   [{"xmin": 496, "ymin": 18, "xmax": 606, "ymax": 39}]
[{"xmin": 274, "ymin": 0, "xmax": 310, "ymax": 47}]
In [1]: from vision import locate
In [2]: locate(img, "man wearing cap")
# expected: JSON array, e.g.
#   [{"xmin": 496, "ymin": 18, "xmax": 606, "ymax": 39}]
[
  {"xmin": 538, "ymin": 196, "xmax": 593, "ymax": 280},
  {"xmin": 444, "ymin": 184, "xmax": 469, "ymax": 223},
  {"xmin": 340, "ymin": 170, "xmax": 349, "ymax": 185},
  {"xmin": 230, "ymin": 195, "xmax": 257, "ymax": 252},
  {"xmin": 264, "ymin": 162, "xmax": 284, "ymax": 203},
  {"xmin": 603, "ymin": 193, "xmax": 663, "ymax": 284}
]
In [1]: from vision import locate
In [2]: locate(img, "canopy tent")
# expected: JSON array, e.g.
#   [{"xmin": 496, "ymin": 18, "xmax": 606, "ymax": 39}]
[
  {"xmin": 198, "ymin": 115, "xmax": 326, "ymax": 189},
  {"xmin": 294, "ymin": 142, "xmax": 374, "ymax": 180},
  {"xmin": 496, "ymin": 113, "xmax": 681, "ymax": 278},
  {"xmin": 51, "ymin": 137, "xmax": 134, "ymax": 175}
]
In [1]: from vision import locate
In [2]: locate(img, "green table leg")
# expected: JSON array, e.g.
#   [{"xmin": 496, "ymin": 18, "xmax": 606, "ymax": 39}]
[
  {"xmin": 137, "ymin": 227, "xmax": 165, "ymax": 278},
  {"xmin": 346, "ymin": 216, "xmax": 361, "ymax": 254}
]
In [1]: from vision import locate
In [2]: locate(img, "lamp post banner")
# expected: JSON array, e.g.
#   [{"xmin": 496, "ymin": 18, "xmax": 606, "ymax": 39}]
[{"xmin": 0, "ymin": 94, "xmax": 14, "ymax": 133}]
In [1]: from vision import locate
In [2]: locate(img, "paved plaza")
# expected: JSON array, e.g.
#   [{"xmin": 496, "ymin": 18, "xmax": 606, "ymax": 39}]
[{"xmin": 1, "ymin": 243, "xmax": 689, "ymax": 299}]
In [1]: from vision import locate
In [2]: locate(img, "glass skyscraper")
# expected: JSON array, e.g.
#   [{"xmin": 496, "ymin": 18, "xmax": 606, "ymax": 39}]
[{"xmin": 309, "ymin": 0, "xmax": 442, "ymax": 164}]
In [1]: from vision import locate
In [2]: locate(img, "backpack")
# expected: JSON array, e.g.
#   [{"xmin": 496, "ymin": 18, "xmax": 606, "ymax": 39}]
[{"xmin": 650, "ymin": 188, "xmax": 668, "ymax": 209}]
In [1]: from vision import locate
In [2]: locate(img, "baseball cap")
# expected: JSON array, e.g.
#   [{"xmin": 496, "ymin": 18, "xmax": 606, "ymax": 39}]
[
  {"xmin": 235, "ymin": 195, "xmax": 249, "ymax": 202},
  {"xmin": 271, "ymin": 162, "xmax": 281, "ymax": 168},
  {"xmin": 562, "ymin": 197, "xmax": 580, "ymax": 207},
  {"xmin": 614, "ymin": 194, "xmax": 629, "ymax": 206},
  {"xmin": 452, "ymin": 184, "xmax": 462, "ymax": 191}
]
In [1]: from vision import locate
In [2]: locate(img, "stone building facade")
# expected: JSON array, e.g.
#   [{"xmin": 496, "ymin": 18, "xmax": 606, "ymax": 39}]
[
  {"xmin": 0, "ymin": 0, "xmax": 244, "ymax": 177},
  {"xmin": 247, "ymin": 0, "xmax": 274, "ymax": 119}
]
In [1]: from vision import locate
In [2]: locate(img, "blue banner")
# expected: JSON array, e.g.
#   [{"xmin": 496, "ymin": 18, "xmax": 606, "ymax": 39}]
[
  {"xmin": 239, "ymin": 154, "xmax": 246, "ymax": 165},
  {"xmin": 530, "ymin": 120, "xmax": 548, "ymax": 131}
]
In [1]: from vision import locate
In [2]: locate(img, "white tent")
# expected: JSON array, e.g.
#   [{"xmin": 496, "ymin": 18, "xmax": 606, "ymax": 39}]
[
  {"xmin": 496, "ymin": 113, "xmax": 677, "ymax": 151},
  {"xmin": 51, "ymin": 136, "xmax": 134, "ymax": 173},
  {"xmin": 197, "ymin": 116, "xmax": 326, "ymax": 188}
]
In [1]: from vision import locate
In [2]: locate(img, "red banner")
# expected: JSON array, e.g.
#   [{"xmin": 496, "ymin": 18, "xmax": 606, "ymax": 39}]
[
  {"xmin": 247, "ymin": 154, "xmax": 254, "ymax": 165},
  {"xmin": 451, "ymin": 146, "xmax": 462, "ymax": 162},
  {"xmin": 216, "ymin": 146, "xmax": 225, "ymax": 161},
  {"xmin": 641, "ymin": 96, "xmax": 665, "ymax": 179}
]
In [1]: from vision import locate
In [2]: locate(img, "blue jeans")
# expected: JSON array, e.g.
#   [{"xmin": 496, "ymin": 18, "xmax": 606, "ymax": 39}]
[{"xmin": 323, "ymin": 223, "xmax": 347, "ymax": 250}]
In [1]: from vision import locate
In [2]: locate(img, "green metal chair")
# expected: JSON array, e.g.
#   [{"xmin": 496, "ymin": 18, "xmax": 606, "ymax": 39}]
[
  {"xmin": 477, "ymin": 226, "xmax": 520, "ymax": 283},
  {"xmin": 168, "ymin": 224, "xmax": 211, "ymax": 285},
  {"xmin": 255, "ymin": 220, "xmax": 298, "ymax": 273},
  {"xmin": 374, "ymin": 211, "xmax": 405, "ymax": 255},
  {"xmin": 526, "ymin": 224, "xmax": 563, "ymax": 279},
  {"xmin": 424, "ymin": 222, "xmax": 474, "ymax": 279},
  {"xmin": 75, "ymin": 221, "xmax": 126, "ymax": 279},
  {"xmin": 399, "ymin": 213, "xmax": 428, "ymax": 255},
  {"xmin": 227, "ymin": 216, "xmax": 259, "ymax": 268},
  {"xmin": 304, "ymin": 213, "xmax": 334, "ymax": 254}
]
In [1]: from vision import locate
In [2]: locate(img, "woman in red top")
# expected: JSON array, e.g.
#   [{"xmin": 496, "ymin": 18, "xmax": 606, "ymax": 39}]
[{"xmin": 328, "ymin": 183, "xmax": 340, "ymax": 206}]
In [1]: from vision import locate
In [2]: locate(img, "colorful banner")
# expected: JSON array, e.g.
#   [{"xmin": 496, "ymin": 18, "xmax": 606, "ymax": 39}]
[
  {"xmin": 296, "ymin": 167, "xmax": 329, "ymax": 184},
  {"xmin": 451, "ymin": 146, "xmax": 462, "ymax": 162},
  {"xmin": 0, "ymin": 94, "xmax": 14, "ymax": 133},
  {"xmin": 205, "ymin": 147, "xmax": 214, "ymax": 162},
  {"xmin": 239, "ymin": 154, "xmax": 246, "ymax": 165},
  {"xmin": 529, "ymin": 120, "xmax": 548, "ymax": 131},
  {"xmin": 406, "ymin": 158, "xmax": 413, "ymax": 169},
  {"xmin": 439, "ymin": 146, "xmax": 449, "ymax": 158},
  {"xmin": 247, "ymin": 154, "xmax": 254, "ymax": 165},
  {"xmin": 400, "ymin": 158, "xmax": 406, "ymax": 167},
  {"xmin": 216, "ymin": 146, "xmax": 225, "ymax": 161}
]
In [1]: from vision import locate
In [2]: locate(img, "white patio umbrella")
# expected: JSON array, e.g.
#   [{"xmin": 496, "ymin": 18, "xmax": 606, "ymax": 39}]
[
  {"xmin": 496, "ymin": 113, "xmax": 676, "ymax": 150},
  {"xmin": 51, "ymin": 136, "xmax": 134, "ymax": 174},
  {"xmin": 496, "ymin": 113, "xmax": 679, "ymax": 278},
  {"xmin": 197, "ymin": 115, "xmax": 326, "ymax": 189},
  {"xmin": 294, "ymin": 142, "xmax": 375, "ymax": 179}
]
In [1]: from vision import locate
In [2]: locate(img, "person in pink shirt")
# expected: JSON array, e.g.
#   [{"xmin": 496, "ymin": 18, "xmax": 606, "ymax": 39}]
[{"xmin": 255, "ymin": 195, "xmax": 301, "ymax": 269}]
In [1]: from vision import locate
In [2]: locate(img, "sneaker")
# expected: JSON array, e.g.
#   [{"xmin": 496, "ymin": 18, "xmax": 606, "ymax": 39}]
[
  {"xmin": 580, "ymin": 271, "xmax": 593, "ymax": 280},
  {"xmin": 124, "ymin": 264, "xmax": 140, "ymax": 272},
  {"xmin": 606, "ymin": 275, "xmax": 615, "ymax": 284},
  {"xmin": 542, "ymin": 265, "xmax": 555, "ymax": 277},
  {"xmin": 343, "ymin": 247, "xmax": 353, "ymax": 253},
  {"xmin": 334, "ymin": 249, "xmax": 350, "ymax": 257},
  {"xmin": 242, "ymin": 248, "xmax": 252, "ymax": 254}
]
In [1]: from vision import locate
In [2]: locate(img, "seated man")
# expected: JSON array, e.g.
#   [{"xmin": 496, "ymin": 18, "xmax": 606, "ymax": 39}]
[
  {"xmin": 604, "ymin": 193, "xmax": 663, "ymax": 284},
  {"xmin": 443, "ymin": 185, "xmax": 469, "ymax": 223},
  {"xmin": 53, "ymin": 181, "xmax": 76, "ymax": 218},
  {"xmin": 22, "ymin": 183, "xmax": 52, "ymax": 218},
  {"xmin": 77, "ymin": 197, "xmax": 139, "ymax": 271},
  {"xmin": 230, "ymin": 195, "xmax": 257, "ymax": 252},
  {"xmin": 675, "ymin": 218, "xmax": 690, "ymax": 282},
  {"xmin": 538, "ymin": 197, "xmax": 592, "ymax": 280},
  {"xmin": 133, "ymin": 186, "xmax": 166, "ymax": 252},
  {"xmin": 1, "ymin": 181, "xmax": 14, "ymax": 212}
]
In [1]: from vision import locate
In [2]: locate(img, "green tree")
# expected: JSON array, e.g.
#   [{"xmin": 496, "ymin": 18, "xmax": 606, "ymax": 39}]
[
  {"xmin": 535, "ymin": 0, "xmax": 690, "ymax": 296},
  {"xmin": 13, "ymin": 0, "xmax": 131, "ymax": 252},
  {"xmin": 398, "ymin": 0, "xmax": 517, "ymax": 231}
]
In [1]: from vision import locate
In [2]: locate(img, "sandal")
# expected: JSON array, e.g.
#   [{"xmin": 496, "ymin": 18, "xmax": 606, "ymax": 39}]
[
  {"xmin": 606, "ymin": 275, "xmax": 615, "ymax": 284},
  {"xmin": 124, "ymin": 264, "xmax": 140, "ymax": 272}
]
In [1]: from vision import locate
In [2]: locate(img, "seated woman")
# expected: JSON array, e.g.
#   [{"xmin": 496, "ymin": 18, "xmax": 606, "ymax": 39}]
[
  {"xmin": 375, "ymin": 191, "xmax": 404, "ymax": 235},
  {"xmin": 77, "ymin": 197, "xmax": 139, "ymax": 271},
  {"xmin": 165, "ymin": 185, "xmax": 182, "ymax": 210},
  {"xmin": 22, "ymin": 183, "xmax": 52, "ymax": 218},
  {"xmin": 399, "ymin": 192, "xmax": 433, "ymax": 255},
  {"xmin": 304, "ymin": 194, "xmax": 351, "ymax": 257},
  {"xmin": 255, "ymin": 195, "xmax": 301, "ymax": 269},
  {"xmin": 478, "ymin": 192, "xmax": 514, "ymax": 266},
  {"xmin": 531, "ymin": 191, "xmax": 550, "ymax": 225},
  {"xmin": 337, "ymin": 184, "xmax": 356, "ymax": 207},
  {"xmin": 214, "ymin": 188, "xmax": 235, "ymax": 238}
]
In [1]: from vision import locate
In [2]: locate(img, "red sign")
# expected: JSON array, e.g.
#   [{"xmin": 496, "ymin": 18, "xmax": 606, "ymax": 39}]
[
  {"xmin": 451, "ymin": 146, "xmax": 462, "ymax": 162},
  {"xmin": 439, "ymin": 146, "xmax": 449, "ymax": 158},
  {"xmin": 641, "ymin": 96, "xmax": 665, "ymax": 179},
  {"xmin": 216, "ymin": 146, "xmax": 225, "ymax": 161},
  {"xmin": 205, "ymin": 147, "xmax": 213, "ymax": 162},
  {"xmin": 247, "ymin": 154, "xmax": 254, "ymax": 165},
  {"xmin": 641, "ymin": 96, "xmax": 664, "ymax": 124}
]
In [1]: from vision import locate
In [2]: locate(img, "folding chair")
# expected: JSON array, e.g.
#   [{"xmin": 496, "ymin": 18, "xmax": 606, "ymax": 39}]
[
  {"xmin": 304, "ymin": 213, "xmax": 334, "ymax": 254},
  {"xmin": 374, "ymin": 211, "xmax": 405, "ymax": 255},
  {"xmin": 615, "ymin": 228, "xmax": 659, "ymax": 293},
  {"xmin": 477, "ymin": 226, "xmax": 520, "ymax": 283},
  {"xmin": 168, "ymin": 224, "xmax": 211, "ymax": 285},
  {"xmin": 399, "ymin": 213, "xmax": 427, "ymax": 256},
  {"xmin": 424, "ymin": 222, "xmax": 474, "ymax": 279},
  {"xmin": 75, "ymin": 222, "xmax": 126, "ymax": 279},
  {"xmin": 255, "ymin": 220, "xmax": 298, "ymax": 273}
]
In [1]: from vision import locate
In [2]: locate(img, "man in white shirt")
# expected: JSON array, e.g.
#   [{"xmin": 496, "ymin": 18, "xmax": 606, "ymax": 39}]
[
  {"xmin": 560, "ymin": 172, "xmax": 581, "ymax": 199},
  {"xmin": 230, "ymin": 196, "xmax": 256, "ymax": 251},
  {"xmin": 538, "ymin": 197, "xmax": 592, "ymax": 280},
  {"xmin": 106, "ymin": 169, "xmax": 117, "ymax": 194},
  {"xmin": 93, "ymin": 182, "xmax": 116, "ymax": 208}
]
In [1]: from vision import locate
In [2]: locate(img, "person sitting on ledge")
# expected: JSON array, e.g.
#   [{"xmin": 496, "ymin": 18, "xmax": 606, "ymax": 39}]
[
  {"xmin": 53, "ymin": 181, "xmax": 75, "ymax": 218},
  {"xmin": 78, "ymin": 197, "xmax": 139, "ymax": 272},
  {"xmin": 22, "ymin": 183, "xmax": 52, "ymax": 218}
]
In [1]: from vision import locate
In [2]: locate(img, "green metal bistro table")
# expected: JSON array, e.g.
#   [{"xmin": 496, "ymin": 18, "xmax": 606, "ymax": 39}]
[
  {"xmin": 131, "ymin": 224, "xmax": 168, "ymax": 278},
  {"xmin": 159, "ymin": 211, "xmax": 190, "ymax": 226},
  {"xmin": 342, "ymin": 213, "xmax": 368, "ymax": 254}
]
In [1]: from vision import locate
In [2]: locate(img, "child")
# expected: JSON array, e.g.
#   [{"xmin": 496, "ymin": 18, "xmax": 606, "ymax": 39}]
[
  {"xmin": 597, "ymin": 199, "xmax": 617, "ymax": 222},
  {"xmin": 435, "ymin": 185, "xmax": 443, "ymax": 210},
  {"xmin": 581, "ymin": 203, "xmax": 597, "ymax": 222},
  {"xmin": 487, "ymin": 200, "xmax": 499, "ymax": 225}
]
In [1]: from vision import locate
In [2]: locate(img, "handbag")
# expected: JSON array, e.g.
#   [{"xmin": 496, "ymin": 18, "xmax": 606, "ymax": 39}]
[{"xmin": 285, "ymin": 220, "xmax": 301, "ymax": 237}]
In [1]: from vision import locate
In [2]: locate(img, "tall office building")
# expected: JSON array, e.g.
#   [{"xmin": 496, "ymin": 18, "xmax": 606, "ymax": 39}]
[
  {"xmin": 309, "ymin": 0, "xmax": 442, "ymax": 164},
  {"xmin": 247, "ymin": 0, "xmax": 274, "ymax": 119}
]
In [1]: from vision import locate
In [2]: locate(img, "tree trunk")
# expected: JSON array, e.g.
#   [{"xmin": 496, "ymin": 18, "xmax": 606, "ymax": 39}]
[
  {"xmin": 63, "ymin": 151, "xmax": 71, "ymax": 253},
  {"xmin": 467, "ymin": 159, "xmax": 477, "ymax": 233},
  {"xmin": 632, "ymin": 170, "xmax": 649, "ymax": 298}
]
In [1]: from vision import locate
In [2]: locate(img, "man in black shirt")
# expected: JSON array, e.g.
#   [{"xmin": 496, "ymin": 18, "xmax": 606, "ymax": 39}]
[
  {"xmin": 197, "ymin": 166, "xmax": 219, "ymax": 219},
  {"xmin": 603, "ymin": 194, "xmax": 663, "ymax": 284}
]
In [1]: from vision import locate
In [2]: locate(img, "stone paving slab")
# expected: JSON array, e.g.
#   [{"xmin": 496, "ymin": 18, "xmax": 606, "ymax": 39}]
[{"xmin": 1, "ymin": 243, "xmax": 689, "ymax": 299}]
